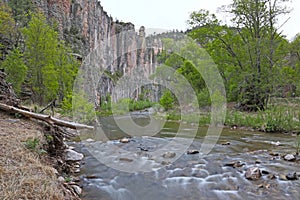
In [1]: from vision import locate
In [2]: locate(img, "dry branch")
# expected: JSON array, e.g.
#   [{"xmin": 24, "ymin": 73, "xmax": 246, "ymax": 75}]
[{"xmin": 0, "ymin": 103, "xmax": 94, "ymax": 130}]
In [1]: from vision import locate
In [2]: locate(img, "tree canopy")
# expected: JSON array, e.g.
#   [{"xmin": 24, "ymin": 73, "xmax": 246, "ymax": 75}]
[{"xmin": 188, "ymin": 0, "xmax": 293, "ymax": 111}]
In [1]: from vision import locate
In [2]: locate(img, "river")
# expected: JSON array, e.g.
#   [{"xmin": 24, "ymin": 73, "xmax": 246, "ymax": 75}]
[{"xmin": 72, "ymin": 112, "xmax": 300, "ymax": 200}]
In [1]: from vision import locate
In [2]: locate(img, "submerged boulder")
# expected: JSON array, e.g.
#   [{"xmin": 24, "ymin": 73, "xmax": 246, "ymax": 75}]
[{"xmin": 162, "ymin": 152, "xmax": 176, "ymax": 159}]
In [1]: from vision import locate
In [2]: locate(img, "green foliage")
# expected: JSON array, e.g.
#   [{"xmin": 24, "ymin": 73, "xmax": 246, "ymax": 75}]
[
  {"xmin": 98, "ymin": 95, "xmax": 155, "ymax": 116},
  {"xmin": 24, "ymin": 138, "xmax": 40, "ymax": 150},
  {"xmin": 197, "ymin": 89, "xmax": 211, "ymax": 107},
  {"xmin": 159, "ymin": 90, "xmax": 176, "ymax": 110},
  {"xmin": 129, "ymin": 100, "xmax": 154, "ymax": 111},
  {"xmin": 177, "ymin": 61, "xmax": 205, "ymax": 94},
  {"xmin": 22, "ymin": 12, "xmax": 78, "ymax": 105},
  {"xmin": 62, "ymin": 91, "xmax": 96, "ymax": 124},
  {"xmin": 0, "ymin": 48, "xmax": 27, "ymax": 94},
  {"xmin": 7, "ymin": 0, "xmax": 34, "ymax": 26},
  {"xmin": 225, "ymin": 105, "xmax": 300, "ymax": 133},
  {"xmin": 188, "ymin": 0, "xmax": 292, "ymax": 111},
  {"xmin": 0, "ymin": 2, "xmax": 15, "ymax": 37},
  {"xmin": 22, "ymin": 12, "xmax": 59, "ymax": 104},
  {"xmin": 45, "ymin": 135, "xmax": 54, "ymax": 143},
  {"xmin": 0, "ymin": 2, "xmax": 16, "ymax": 59}
]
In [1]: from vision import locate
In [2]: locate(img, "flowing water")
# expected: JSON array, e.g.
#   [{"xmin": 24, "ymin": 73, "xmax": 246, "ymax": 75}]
[{"xmin": 73, "ymin": 112, "xmax": 300, "ymax": 200}]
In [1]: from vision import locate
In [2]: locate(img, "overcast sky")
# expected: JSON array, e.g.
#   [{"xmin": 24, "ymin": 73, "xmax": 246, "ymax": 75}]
[{"xmin": 100, "ymin": 0, "xmax": 299, "ymax": 40}]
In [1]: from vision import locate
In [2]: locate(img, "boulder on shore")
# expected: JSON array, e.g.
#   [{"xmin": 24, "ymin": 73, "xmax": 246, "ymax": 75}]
[{"xmin": 65, "ymin": 149, "xmax": 84, "ymax": 161}]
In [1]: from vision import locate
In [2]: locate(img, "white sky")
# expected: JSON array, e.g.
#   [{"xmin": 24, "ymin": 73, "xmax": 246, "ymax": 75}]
[{"xmin": 100, "ymin": 0, "xmax": 300, "ymax": 40}]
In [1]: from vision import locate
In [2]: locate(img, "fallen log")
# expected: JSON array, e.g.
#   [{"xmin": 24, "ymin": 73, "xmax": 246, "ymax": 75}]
[{"xmin": 0, "ymin": 103, "xmax": 94, "ymax": 130}]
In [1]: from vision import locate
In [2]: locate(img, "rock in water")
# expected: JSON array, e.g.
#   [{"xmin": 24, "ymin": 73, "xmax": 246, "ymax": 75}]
[
  {"xmin": 279, "ymin": 174, "xmax": 288, "ymax": 181},
  {"xmin": 245, "ymin": 167, "xmax": 261, "ymax": 180},
  {"xmin": 162, "ymin": 152, "xmax": 176, "ymax": 159},
  {"xmin": 187, "ymin": 150, "xmax": 199, "ymax": 155},
  {"xmin": 286, "ymin": 172, "xmax": 298, "ymax": 180},
  {"xmin": 120, "ymin": 138, "xmax": 130, "ymax": 143},
  {"xmin": 284, "ymin": 154, "xmax": 296, "ymax": 161},
  {"xmin": 65, "ymin": 149, "xmax": 84, "ymax": 161},
  {"xmin": 224, "ymin": 161, "xmax": 244, "ymax": 168}
]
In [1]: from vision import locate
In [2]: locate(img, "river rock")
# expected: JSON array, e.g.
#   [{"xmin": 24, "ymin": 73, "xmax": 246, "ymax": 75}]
[
  {"xmin": 269, "ymin": 152, "xmax": 280, "ymax": 156},
  {"xmin": 245, "ymin": 167, "xmax": 262, "ymax": 180},
  {"xmin": 286, "ymin": 172, "xmax": 298, "ymax": 180},
  {"xmin": 119, "ymin": 157, "xmax": 134, "ymax": 162},
  {"xmin": 187, "ymin": 150, "xmax": 199, "ymax": 155},
  {"xmin": 65, "ymin": 149, "xmax": 84, "ymax": 161},
  {"xmin": 120, "ymin": 138, "xmax": 130, "ymax": 143},
  {"xmin": 255, "ymin": 160, "xmax": 262, "ymax": 164},
  {"xmin": 279, "ymin": 174, "xmax": 288, "ymax": 181},
  {"xmin": 267, "ymin": 174, "xmax": 276, "ymax": 179},
  {"xmin": 225, "ymin": 161, "xmax": 244, "ymax": 168},
  {"xmin": 85, "ymin": 175, "xmax": 100, "ymax": 179},
  {"xmin": 261, "ymin": 169, "xmax": 270, "ymax": 175},
  {"xmin": 72, "ymin": 185, "xmax": 82, "ymax": 195},
  {"xmin": 162, "ymin": 152, "xmax": 176, "ymax": 159},
  {"xmin": 284, "ymin": 154, "xmax": 296, "ymax": 161},
  {"xmin": 270, "ymin": 141, "xmax": 281, "ymax": 146},
  {"xmin": 221, "ymin": 141, "xmax": 231, "ymax": 145}
]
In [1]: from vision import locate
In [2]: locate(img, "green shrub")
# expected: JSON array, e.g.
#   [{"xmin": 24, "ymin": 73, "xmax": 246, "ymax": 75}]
[
  {"xmin": 24, "ymin": 138, "xmax": 40, "ymax": 150},
  {"xmin": 160, "ymin": 90, "xmax": 176, "ymax": 110},
  {"xmin": 197, "ymin": 89, "xmax": 211, "ymax": 107}
]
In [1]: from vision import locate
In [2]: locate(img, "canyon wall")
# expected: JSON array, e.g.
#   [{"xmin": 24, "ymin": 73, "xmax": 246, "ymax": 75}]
[{"xmin": 33, "ymin": 0, "xmax": 163, "ymax": 105}]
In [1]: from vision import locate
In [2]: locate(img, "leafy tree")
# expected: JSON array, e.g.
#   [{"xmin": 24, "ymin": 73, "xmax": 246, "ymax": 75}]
[
  {"xmin": 23, "ymin": 12, "xmax": 78, "ymax": 105},
  {"xmin": 289, "ymin": 34, "xmax": 300, "ymax": 95},
  {"xmin": 159, "ymin": 90, "xmax": 176, "ymax": 110},
  {"xmin": 22, "ymin": 13, "xmax": 59, "ymax": 105},
  {"xmin": 0, "ymin": 48, "xmax": 27, "ymax": 94},
  {"xmin": 55, "ymin": 42, "xmax": 79, "ymax": 102},
  {"xmin": 188, "ymin": 0, "xmax": 291, "ymax": 111}
]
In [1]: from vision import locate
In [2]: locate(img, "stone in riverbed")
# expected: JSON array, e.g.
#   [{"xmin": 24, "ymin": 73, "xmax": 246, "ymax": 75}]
[
  {"xmin": 284, "ymin": 154, "xmax": 296, "ymax": 162},
  {"xmin": 279, "ymin": 174, "xmax": 288, "ymax": 181},
  {"xmin": 286, "ymin": 172, "xmax": 298, "ymax": 180},
  {"xmin": 162, "ymin": 152, "xmax": 176, "ymax": 159},
  {"xmin": 221, "ymin": 141, "xmax": 231, "ymax": 145},
  {"xmin": 224, "ymin": 161, "xmax": 244, "ymax": 168},
  {"xmin": 267, "ymin": 174, "xmax": 276, "ymax": 179},
  {"xmin": 120, "ymin": 138, "xmax": 130, "ymax": 143},
  {"xmin": 119, "ymin": 157, "xmax": 134, "ymax": 162},
  {"xmin": 269, "ymin": 151, "xmax": 280, "ymax": 156},
  {"xmin": 187, "ymin": 150, "xmax": 199, "ymax": 155},
  {"xmin": 65, "ymin": 149, "xmax": 84, "ymax": 161},
  {"xmin": 245, "ymin": 167, "xmax": 261, "ymax": 180}
]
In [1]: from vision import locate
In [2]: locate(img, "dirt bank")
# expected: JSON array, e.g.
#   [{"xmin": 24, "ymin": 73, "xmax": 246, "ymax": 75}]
[{"xmin": 0, "ymin": 111, "xmax": 80, "ymax": 200}]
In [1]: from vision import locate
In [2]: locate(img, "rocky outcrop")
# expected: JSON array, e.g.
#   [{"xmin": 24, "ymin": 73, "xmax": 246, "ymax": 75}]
[{"xmin": 34, "ymin": 0, "xmax": 163, "ymax": 104}]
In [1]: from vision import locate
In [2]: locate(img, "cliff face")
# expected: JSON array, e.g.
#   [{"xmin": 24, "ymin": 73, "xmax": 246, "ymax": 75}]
[{"xmin": 33, "ymin": 0, "xmax": 162, "ymax": 104}]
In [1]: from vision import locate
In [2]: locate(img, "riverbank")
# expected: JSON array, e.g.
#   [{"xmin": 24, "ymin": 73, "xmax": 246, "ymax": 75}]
[
  {"xmin": 164, "ymin": 99, "xmax": 300, "ymax": 134},
  {"xmin": 0, "ymin": 111, "xmax": 81, "ymax": 200}
]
